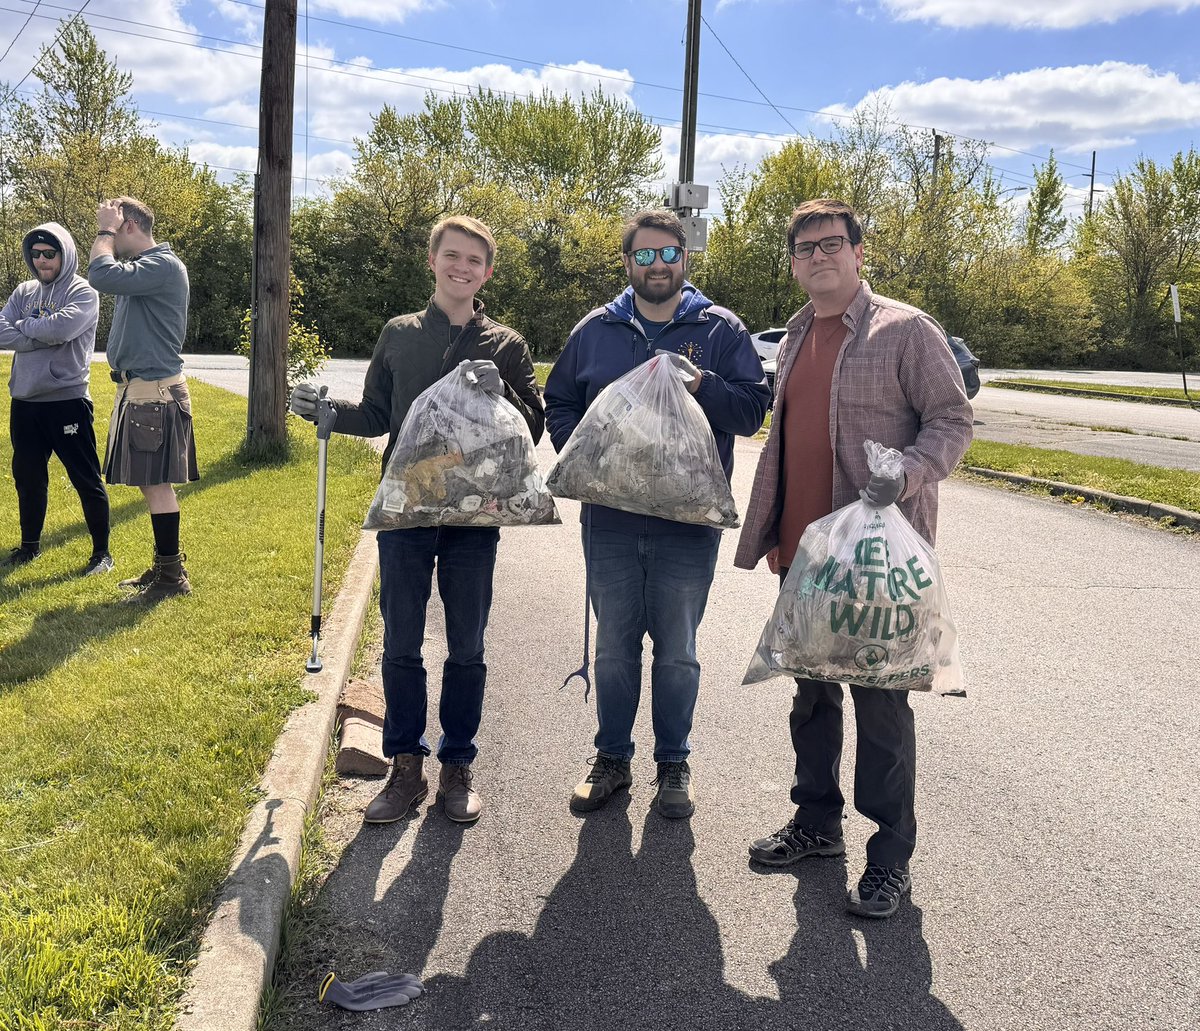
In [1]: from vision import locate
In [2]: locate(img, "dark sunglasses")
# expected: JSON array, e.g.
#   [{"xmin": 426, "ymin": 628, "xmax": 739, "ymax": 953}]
[
  {"xmin": 30, "ymin": 247, "xmax": 59, "ymax": 260},
  {"xmin": 631, "ymin": 245, "xmax": 683, "ymax": 266}
]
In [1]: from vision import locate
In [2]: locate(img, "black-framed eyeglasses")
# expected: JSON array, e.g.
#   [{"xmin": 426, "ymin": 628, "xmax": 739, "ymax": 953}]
[
  {"xmin": 631, "ymin": 245, "xmax": 684, "ymax": 266},
  {"xmin": 789, "ymin": 235, "xmax": 852, "ymax": 259},
  {"xmin": 30, "ymin": 247, "xmax": 59, "ymax": 260}
]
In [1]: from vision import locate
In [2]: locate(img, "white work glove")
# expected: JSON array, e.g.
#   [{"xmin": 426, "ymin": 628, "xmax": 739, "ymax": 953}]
[
  {"xmin": 461, "ymin": 359, "xmax": 502, "ymax": 396},
  {"xmin": 289, "ymin": 381, "xmax": 321, "ymax": 422},
  {"xmin": 654, "ymin": 349, "xmax": 702, "ymax": 394},
  {"xmin": 861, "ymin": 469, "xmax": 905, "ymax": 508}
]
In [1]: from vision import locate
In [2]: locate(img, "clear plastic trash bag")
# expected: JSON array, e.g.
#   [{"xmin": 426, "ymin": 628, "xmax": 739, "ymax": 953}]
[
  {"xmin": 363, "ymin": 362, "xmax": 560, "ymax": 530},
  {"xmin": 743, "ymin": 441, "xmax": 963, "ymax": 694},
  {"xmin": 546, "ymin": 354, "xmax": 739, "ymax": 528}
]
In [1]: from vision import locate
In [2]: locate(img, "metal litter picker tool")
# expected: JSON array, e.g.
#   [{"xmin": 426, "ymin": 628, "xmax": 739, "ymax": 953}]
[{"xmin": 306, "ymin": 388, "xmax": 337, "ymax": 673}]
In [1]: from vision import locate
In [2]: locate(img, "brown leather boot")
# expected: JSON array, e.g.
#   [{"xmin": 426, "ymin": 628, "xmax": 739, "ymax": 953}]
[
  {"xmin": 132, "ymin": 552, "xmax": 192, "ymax": 604},
  {"xmin": 363, "ymin": 754, "xmax": 428, "ymax": 824},
  {"xmin": 437, "ymin": 763, "xmax": 482, "ymax": 824}
]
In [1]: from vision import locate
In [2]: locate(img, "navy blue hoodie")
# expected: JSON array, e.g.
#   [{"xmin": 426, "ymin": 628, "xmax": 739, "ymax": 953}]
[{"xmin": 545, "ymin": 282, "xmax": 771, "ymax": 538}]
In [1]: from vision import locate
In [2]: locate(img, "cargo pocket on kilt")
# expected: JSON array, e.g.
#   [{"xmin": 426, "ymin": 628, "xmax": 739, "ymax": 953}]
[{"xmin": 128, "ymin": 402, "xmax": 165, "ymax": 452}]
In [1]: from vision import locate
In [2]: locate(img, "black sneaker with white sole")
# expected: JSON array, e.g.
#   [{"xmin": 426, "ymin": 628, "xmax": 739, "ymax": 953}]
[
  {"xmin": 83, "ymin": 552, "xmax": 114, "ymax": 576},
  {"xmin": 846, "ymin": 862, "xmax": 912, "ymax": 918},
  {"xmin": 748, "ymin": 819, "xmax": 845, "ymax": 866}
]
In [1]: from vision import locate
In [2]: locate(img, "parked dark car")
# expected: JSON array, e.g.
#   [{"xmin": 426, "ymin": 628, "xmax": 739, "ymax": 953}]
[{"xmin": 947, "ymin": 333, "xmax": 981, "ymax": 398}]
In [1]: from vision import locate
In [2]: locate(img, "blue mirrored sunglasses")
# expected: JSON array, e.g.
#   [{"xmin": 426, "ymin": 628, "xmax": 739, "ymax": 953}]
[{"xmin": 632, "ymin": 246, "xmax": 683, "ymax": 266}]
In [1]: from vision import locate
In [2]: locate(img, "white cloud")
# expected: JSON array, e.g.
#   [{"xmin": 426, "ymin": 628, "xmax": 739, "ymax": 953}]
[
  {"xmin": 308, "ymin": 0, "xmax": 442, "ymax": 23},
  {"xmin": 210, "ymin": 0, "xmax": 261, "ymax": 40},
  {"xmin": 185, "ymin": 141, "xmax": 259, "ymax": 174},
  {"xmin": 656, "ymin": 124, "xmax": 791, "ymax": 212},
  {"xmin": 301, "ymin": 57, "xmax": 636, "ymax": 146},
  {"xmin": 878, "ymin": 0, "xmax": 1200, "ymax": 30},
  {"xmin": 79, "ymin": 0, "xmax": 262, "ymax": 104},
  {"xmin": 821, "ymin": 62, "xmax": 1200, "ymax": 154}
]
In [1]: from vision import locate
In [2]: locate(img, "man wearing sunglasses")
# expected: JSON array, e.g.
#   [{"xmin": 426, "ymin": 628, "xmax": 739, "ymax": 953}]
[
  {"xmin": 546, "ymin": 209, "xmax": 770, "ymax": 820},
  {"xmin": 0, "ymin": 224, "xmax": 111, "ymax": 574},
  {"xmin": 89, "ymin": 196, "xmax": 196, "ymax": 603},
  {"xmin": 735, "ymin": 198, "xmax": 973, "ymax": 919}
]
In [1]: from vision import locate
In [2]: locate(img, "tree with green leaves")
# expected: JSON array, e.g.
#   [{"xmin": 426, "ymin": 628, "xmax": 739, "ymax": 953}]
[
  {"xmin": 0, "ymin": 19, "xmax": 251, "ymax": 352},
  {"xmin": 1023, "ymin": 151, "xmax": 1068, "ymax": 254}
]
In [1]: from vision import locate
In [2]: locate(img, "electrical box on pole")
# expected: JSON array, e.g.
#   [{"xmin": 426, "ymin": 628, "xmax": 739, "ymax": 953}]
[{"xmin": 672, "ymin": 0, "xmax": 709, "ymax": 250}]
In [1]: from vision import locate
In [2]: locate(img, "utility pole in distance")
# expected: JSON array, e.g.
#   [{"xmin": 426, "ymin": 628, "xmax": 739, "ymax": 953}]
[
  {"xmin": 247, "ymin": 0, "xmax": 297, "ymax": 451},
  {"xmin": 671, "ymin": 0, "xmax": 709, "ymax": 251},
  {"xmin": 1085, "ymin": 150, "xmax": 1097, "ymax": 218}
]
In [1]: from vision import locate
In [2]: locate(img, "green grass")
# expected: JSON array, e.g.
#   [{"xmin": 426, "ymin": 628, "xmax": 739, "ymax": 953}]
[
  {"xmin": 991, "ymin": 377, "xmax": 1198, "ymax": 403},
  {"xmin": 962, "ymin": 439, "xmax": 1200, "ymax": 513},
  {"xmin": 0, "ymin": 358, "xmax": 379, "ymax": 1030}
]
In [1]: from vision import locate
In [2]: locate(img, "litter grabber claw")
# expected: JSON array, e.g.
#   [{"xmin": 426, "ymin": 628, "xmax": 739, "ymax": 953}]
[
  {"xmin": 318, "ymin": 970, "xmax": 424, "ymax": 1011},
  {"xmin": 306, "ymin": 387, "xmax": 337, "ymax": 674},
  {"xmin": 561, "ymin": 509, "xmax": 593, "ymax": 700}
]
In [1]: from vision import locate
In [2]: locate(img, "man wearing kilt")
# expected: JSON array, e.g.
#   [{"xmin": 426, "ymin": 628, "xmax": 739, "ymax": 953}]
[{"xmin": 89, "ymin": 197, "xmax": 196, "ymax": 602}]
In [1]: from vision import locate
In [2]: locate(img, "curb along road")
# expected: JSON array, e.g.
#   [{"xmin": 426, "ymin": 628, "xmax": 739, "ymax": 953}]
[
  {"xmin": 962, "ymin": 466, "xmax": 1199, "ymax": 530},
  {"xmin": 175, "ymin": 531, "xmax": 378, "ymax": 1031}
]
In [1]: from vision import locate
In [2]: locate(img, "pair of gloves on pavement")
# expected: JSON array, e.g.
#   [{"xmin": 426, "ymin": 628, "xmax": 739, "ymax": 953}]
[{"xmin": 288, "ymin": 360, "xmax": 502, "ymax": 421}]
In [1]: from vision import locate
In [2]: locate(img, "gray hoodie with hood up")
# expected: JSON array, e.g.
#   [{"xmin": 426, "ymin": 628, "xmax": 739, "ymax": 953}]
[{"xmin": 0, "ymin": 222, "xmax": 99, "ymax": 402}]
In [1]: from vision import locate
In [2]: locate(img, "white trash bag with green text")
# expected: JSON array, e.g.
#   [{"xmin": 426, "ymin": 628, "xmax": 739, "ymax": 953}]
[
  {"xmin": 743, "ymin": 441, "xmax": 963, "ymax": 694},
  {"xmin": 546, "ymin": 354, "xmax": 739, "ymax": 528},
  {"xmin": 363, "ymin": 362, "xmax": 560, "ymax": 530}
]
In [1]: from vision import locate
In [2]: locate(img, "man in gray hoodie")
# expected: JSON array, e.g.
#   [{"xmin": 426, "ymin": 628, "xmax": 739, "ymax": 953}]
[{"xmin": 0, "ymin": 223, "xmax": 112, "ymax": 574}]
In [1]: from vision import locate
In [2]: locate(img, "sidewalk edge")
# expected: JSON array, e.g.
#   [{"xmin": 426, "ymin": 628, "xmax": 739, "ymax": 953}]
[
  {"xmin": 962, "ymin": 466, "xmax": 1199, "ymax": 530},
  {"xmin": 175, "ymin": 530, "xmax": 379, "ymax": 1031}
]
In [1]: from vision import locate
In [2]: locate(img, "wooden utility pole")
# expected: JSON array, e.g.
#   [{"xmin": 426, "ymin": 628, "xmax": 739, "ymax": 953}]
[
  {"xmin": 1086, "ymin": 150, "xmax": 1097, "ymax": 218},
  {"xmin": 246, "ymin": 0, "xmax": 297, "ymax": 448},
  {"xmin": 678, "ymin": 0, "xmax": 702, "ymax": 184}
]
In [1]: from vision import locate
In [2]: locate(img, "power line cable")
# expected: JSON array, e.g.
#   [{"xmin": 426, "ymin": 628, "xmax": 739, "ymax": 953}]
[
  {"xmin": 0, "ymin": 0, "xmax": 91, "ymax": 106},
  {"xmin": 0, "ymin": 1, "xmax": 1124, "ymax": 184},
  {"xmin": 699, "ymin": 13, "xmax": 801, "ymax": 136},
  {"xmin": 0, "ymin": 0, "xmax": 43, "ymax": 68}
]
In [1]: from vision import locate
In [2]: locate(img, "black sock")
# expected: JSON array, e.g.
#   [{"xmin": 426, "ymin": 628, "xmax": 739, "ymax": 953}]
[{"xmin": 150, "ymin": 511, "xmax": 181, "ymax": 557}]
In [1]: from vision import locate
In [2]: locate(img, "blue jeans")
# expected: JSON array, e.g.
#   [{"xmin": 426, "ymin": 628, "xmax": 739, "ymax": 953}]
[
  {"xmin": 584, "ymin": 527, "xmax": 721, "ymax": 763},
  {"xmin": 377, "ymin": 526, "xmax": 499, "ymax": 764}
]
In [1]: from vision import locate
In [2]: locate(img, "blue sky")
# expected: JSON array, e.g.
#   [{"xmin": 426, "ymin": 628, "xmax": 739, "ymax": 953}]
[{"xmin": 3, "ymin": 0, "xmax": 1200, "ymax": 218}]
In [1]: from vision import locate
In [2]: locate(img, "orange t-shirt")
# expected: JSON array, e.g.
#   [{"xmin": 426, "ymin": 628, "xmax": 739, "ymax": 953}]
[{"xmin": 777, "ymin": 313, "xmax": 848, "ymax": 567}]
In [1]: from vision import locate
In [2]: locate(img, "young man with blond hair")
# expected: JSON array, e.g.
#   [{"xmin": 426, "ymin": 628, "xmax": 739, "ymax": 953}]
[{"xmin": 290, "ymin": 215, "xmax": 543, "ymax": 826}]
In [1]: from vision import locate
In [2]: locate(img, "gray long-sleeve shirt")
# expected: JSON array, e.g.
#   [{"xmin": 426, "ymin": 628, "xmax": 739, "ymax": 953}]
[{"xmin": 89, "ymin": 243, "xmax": 189, "ymax": 380}]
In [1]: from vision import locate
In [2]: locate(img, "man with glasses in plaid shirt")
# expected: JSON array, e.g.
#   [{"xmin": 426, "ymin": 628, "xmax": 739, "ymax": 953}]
[
  {"xmin": 735, "ymin": 198, "xmax": 973, "ymax": 919},
  {"xmin": 546, "ymin": 209, "xmax": 770, "ymax": 821}
]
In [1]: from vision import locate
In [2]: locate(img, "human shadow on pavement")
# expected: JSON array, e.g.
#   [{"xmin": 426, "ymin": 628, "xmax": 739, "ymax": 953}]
[
  {"xmin": 766, "ymin": 864, "xmax": 966, "ymax": 1031},
  {"xmin": 417, "ymin": 810, "xmax": 964, "ymax": 1031},
  {"xmin": 420, "ymin": 800, "xmax": 757, "ymax": 1030}
]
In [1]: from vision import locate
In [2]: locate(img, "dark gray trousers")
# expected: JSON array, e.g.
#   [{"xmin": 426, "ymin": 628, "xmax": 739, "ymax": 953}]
[{"xmin": 789, "ymin": 678, "xmax": 917, "ymax": 867}]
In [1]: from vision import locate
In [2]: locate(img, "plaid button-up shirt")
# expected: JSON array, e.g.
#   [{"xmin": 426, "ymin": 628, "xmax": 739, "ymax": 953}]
[{"xmin": 733, "ymin": 282, "xmax": 973, "ymax": 568}]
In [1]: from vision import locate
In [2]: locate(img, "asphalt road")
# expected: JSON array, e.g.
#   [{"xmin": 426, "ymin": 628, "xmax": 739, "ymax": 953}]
[
  {"xmin": 257, "ymin": 434, "xmax": 1199, "ymax": 1031},
  {"xmin": 180, "ymin": 357, "xmax": 1200, "ymax": 1030},
  {"xmin": 182, "ymin": 355, "xmax": 1200, "ymax": 472}
]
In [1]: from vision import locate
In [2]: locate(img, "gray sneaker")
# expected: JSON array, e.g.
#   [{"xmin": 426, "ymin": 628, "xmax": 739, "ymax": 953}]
[
  {"xmin": 652, "ymin": 760, "xmax": 695, "ymax": 819},
  {"xmin": 748, "ymin": 819, "xmax": 845, "ymax": 866},
  {"xmin": 847, "ymin": 862, "xmax": 912, "ymax": 919},
  {"xmin": 363, "ymin": 754, "xmax": 428, "ymax": 824},
  {"xmin": 570, "ymin": 754, "xmax": 632, "ymax": 812},
  {"xmin": 437, "ymin": 763, "xmax": 482, "ymax": 824},
  {"xmin": 83, "ymin": 552, "xmax": 114, "ymax": 577}
]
